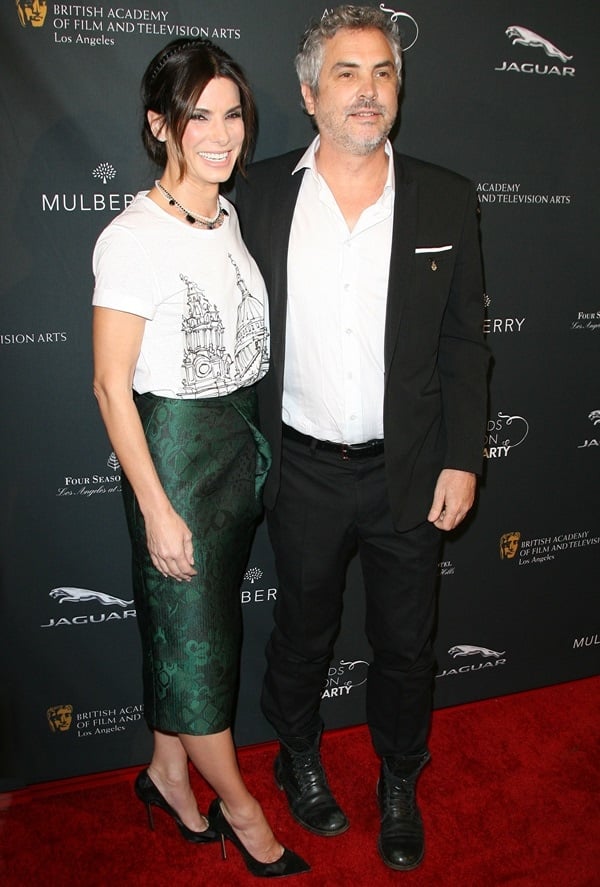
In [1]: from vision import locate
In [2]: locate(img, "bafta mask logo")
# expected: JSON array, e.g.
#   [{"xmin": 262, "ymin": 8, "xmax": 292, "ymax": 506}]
[
  {"xmin": 499, "ymin": 531, "xmax": 521, "ymax": 560},
  {"xmin": 16, "ymin": 0, "xmax": 48, "ymax": 28},
  {"xmin": 47, "ymin": 704, "xmax": 73, "ymax": 733}
]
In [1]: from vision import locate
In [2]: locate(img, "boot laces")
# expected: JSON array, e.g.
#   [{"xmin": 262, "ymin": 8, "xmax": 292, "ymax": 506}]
[
  {"xmin": 288, "ymin": 748, "xmax": 329, "ymax": 793},
  {"xmin": 386, "ymin": 775, "xmax": 417, "ymax": 818}
]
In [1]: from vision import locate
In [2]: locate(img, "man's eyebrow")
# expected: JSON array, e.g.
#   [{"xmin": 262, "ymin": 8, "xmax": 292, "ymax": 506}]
[{"xmin": 331, "ymin": 60, "xmax": 395, "ymax": 70}]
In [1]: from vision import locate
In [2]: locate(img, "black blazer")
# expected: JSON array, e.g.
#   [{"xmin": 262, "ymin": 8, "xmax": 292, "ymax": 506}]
[{"xmin": 236, "ymin": 148, "xmax": 490, "ymax": 531}]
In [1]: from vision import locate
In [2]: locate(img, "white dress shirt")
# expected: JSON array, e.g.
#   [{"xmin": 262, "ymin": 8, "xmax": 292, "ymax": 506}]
[{"xmin": 283, "ymin": 137, "xmax": 395, "ymax": 444}]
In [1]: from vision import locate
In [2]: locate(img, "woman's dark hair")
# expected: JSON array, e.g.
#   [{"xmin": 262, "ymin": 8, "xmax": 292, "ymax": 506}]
[{"xmin": 141, "ymin": 38, "xmax": 257, "ymax": 180}]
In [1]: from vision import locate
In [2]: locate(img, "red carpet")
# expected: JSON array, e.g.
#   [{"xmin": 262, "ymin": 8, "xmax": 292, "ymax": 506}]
[{"xmin": 1, "ymin": 677, "xmax": 598, "ymax": 886}]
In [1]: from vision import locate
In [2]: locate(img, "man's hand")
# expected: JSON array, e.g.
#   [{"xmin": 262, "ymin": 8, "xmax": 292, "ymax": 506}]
[{"xmin": 427, "ymin": 469, "xmax": 477, "ymax": 531}]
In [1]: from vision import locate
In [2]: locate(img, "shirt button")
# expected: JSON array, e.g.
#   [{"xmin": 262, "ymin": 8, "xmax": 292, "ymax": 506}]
[{"xmin": 346, "ymin": 328, "xmax": 352, "ymax": 335}]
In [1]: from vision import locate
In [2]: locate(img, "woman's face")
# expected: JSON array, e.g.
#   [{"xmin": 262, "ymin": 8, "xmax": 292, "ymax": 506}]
[{"xmin": 178, "ymin": 76, "xmax": 244, "ymax": 186}]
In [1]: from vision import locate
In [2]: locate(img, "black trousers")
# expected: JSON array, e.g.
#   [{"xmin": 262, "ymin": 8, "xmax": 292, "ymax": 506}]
[{"xmin": 261, "ymin": 435, "xmax": 442, "ymax": 759}]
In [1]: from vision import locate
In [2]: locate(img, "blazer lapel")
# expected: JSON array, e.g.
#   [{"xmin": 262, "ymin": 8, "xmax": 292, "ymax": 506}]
[
  {"xmin": 268, "ymin": 165, "xmax": 305, "ymax": 379},
  {"xmin": 384, "ymin": 154, "xmax": 418, "ymax": 376}
]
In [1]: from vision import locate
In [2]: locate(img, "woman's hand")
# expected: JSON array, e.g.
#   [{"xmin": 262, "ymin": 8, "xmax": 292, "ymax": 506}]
[
  {"xmin": 145, "ymin": 507, "xmax": 198, "ymax": 581},
  {"xmin": 93, "ymin": 306, "xmax": 198, "ymax": 583}
]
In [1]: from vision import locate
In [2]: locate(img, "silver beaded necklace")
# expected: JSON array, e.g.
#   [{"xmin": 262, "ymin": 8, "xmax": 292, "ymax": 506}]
[{"xmin": 154, "ymin": 180, "xmax": 227, "ymax": 229}]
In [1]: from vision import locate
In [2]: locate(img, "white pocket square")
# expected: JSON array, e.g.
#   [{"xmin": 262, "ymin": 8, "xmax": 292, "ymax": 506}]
[{"xmin": 415, "ymin": 245, "xmax": 453, "ymax": 253}]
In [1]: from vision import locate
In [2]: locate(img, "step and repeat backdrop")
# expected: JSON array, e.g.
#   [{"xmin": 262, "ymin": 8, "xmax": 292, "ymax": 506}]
[{"xmin": 1, "ymin": 1, "xmax": 598, "ymax": 788}]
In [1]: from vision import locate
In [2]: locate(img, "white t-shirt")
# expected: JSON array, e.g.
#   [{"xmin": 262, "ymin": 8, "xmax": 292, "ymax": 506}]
[{"xmin": 92, "ymin": 192, "xmax": 269, "ymax": 398}]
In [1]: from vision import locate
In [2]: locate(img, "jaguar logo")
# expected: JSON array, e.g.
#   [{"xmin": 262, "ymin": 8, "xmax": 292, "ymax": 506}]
[
  {"xmin": 50, "ymin": 587, "xmax": 134, "ymax": 607},
  {"xmin": 589, "ymin": 410, "xmax": 600, "ymax": 426},
  {"xmin": 505, "ymin": 26, "xmax": 572, "ymax": 63},
  {"xmin": 448, "ymin": 645, "xmax": 505, "ymax": 659}
]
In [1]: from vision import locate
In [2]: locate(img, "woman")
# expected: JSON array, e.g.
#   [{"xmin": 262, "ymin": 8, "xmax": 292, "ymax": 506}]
[{"xmin": 92, "ymin": 39, "xmax": 309, "ymax": 878}]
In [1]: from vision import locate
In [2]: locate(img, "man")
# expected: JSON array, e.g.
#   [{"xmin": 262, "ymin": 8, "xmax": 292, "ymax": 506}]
[{"xmin": 236, "ymin": 5, "xmax": 489, "ymax": 871}]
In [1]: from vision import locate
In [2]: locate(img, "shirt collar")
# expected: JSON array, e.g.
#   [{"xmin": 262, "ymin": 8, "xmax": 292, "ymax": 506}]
[{"xmin": 292, "ymin": 136, "xmax": 395, "ymax": 194}]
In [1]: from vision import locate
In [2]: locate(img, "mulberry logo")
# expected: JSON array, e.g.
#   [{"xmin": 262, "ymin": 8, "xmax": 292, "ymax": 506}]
[
  {"xmin": 483, "ymin": 294, "xmax": 525, "ymax": 335},
  {"xmin": 41, "ymin": 163, "xmax": 133, "ymax": 216},
  {"xmin": 240, "ymin": 567, "xmax": 276, "ymax": 605},
  {"xmin": 484, "ymin": 412, "xmax": 529, "ymax": 459},
  {"xmin": 92, "ymin": 162, "xmax": 117, "ymax": 185},
  {"xmin": 244, "ymin": 566, "xmax": 263, "ymax": 584},
  {"xmin": 495, "ymin": 25, "xmax": 575, "ymax": 77},
  {"xmin": 16, "ymin": 0, "xmax": 47, "ymax": 28},
  {"xmin": 573, "ymin": 633, "xmax": 599, "ymax": 650},
  {"xmin": 500, "ymin": 531, "xmax": 521, "ymax": 560},
  {"xmin": 47, "ymin": 704, "xmax": 73, "ymax": 732}
]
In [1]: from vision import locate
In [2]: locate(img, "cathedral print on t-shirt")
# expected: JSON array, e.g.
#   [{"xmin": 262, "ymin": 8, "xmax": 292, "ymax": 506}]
[{"xmin": 179, "ymin": 253, "xmax": 268, "ymax": 396}]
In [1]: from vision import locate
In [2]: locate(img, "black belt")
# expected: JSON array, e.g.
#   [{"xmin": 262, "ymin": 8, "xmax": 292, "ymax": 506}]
[{"xmin": 282, "ymin": 423, "xmax": 384, "ymax": 460}]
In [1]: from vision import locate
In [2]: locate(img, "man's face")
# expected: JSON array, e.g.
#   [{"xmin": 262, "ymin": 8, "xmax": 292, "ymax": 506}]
[{"xmin": 301, "ymin": 27, "xmax": 399, "ymax": 156}]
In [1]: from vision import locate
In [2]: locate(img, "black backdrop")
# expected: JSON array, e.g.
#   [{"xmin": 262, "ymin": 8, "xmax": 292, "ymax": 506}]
[{"xmin": 1, "ymin": 1, "xmax": 598, "ymax": 789}]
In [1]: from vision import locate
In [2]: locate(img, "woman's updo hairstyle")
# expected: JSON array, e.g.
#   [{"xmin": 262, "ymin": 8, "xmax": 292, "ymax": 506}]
[{"xmin": 141, "ymin": 38, "xmax": 257, "ymax": 180}]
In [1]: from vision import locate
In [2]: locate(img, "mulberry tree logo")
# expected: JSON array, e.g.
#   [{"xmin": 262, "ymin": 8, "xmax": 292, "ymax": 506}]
[
  {"xmin": 244, "ymin": 566, "xmax": 263, "ymax": 584},
  {"xmin": 92, "ymin": 162, "xmax": 117, "ymax": 185}
]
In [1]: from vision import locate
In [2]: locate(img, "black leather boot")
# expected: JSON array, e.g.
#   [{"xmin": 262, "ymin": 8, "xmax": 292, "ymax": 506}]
[
  {"xmin": 377, "ymin": 752, "xmax": 430, "ymax": 870},
  {"xmin": 274, "ymin": 731, "xmax": 349, "ymax": 836}
]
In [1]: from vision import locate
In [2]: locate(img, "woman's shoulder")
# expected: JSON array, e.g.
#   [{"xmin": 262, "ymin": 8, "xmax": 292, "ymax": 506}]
[
  {"xmin": 106, "ymin": 191, "xmax": 154, "ymax": 229},
  {"xmin": 94, "ymin": 192, "xmax": 162, "ymax": 248}
]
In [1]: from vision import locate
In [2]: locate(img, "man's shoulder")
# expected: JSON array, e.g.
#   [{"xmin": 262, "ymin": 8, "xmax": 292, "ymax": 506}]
[
  {"xmin": 246, "ymin": 148, "xmax": 307, "ymax": 181},
  {"xmin": 394, "ymin": 151, "xmax": 473, "ymax": 191}
]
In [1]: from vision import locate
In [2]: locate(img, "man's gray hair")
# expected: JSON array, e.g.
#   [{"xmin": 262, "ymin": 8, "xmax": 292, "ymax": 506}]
[{"xmin": 295, "ymin": 4, "xmax": 403, "ymax": 107}]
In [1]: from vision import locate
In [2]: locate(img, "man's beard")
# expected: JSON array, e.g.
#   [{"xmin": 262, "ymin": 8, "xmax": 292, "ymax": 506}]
[{"xmin": 315, "ymin": 99, "xmax": 395, "ymax": 155}]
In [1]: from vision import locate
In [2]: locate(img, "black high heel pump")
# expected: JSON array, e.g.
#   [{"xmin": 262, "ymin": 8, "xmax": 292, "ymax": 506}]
[
  {"xmin": 208, "ymin": 797, "xmax": 310, "ymax": 878},
  {"xmin": 134, "ymin": 769, "xmax": 219, "ymax": 843}
]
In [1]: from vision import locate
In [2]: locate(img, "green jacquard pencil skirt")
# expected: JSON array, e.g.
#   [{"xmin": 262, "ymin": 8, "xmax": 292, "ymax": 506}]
[{"xmin": 122, "ymin": 386, "xmax": 270, "ymax": 735}]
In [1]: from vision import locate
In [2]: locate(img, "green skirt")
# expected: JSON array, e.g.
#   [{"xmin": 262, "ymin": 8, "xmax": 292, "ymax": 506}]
[{"xmin": 122, "ymin": 385, "xmax": 271, "ymax": 735}]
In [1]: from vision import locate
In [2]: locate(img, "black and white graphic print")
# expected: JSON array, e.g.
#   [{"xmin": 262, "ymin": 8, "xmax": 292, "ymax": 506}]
[{"xmin": 179, "ymin": 254, "xmax": 268, "ymax": 396}]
